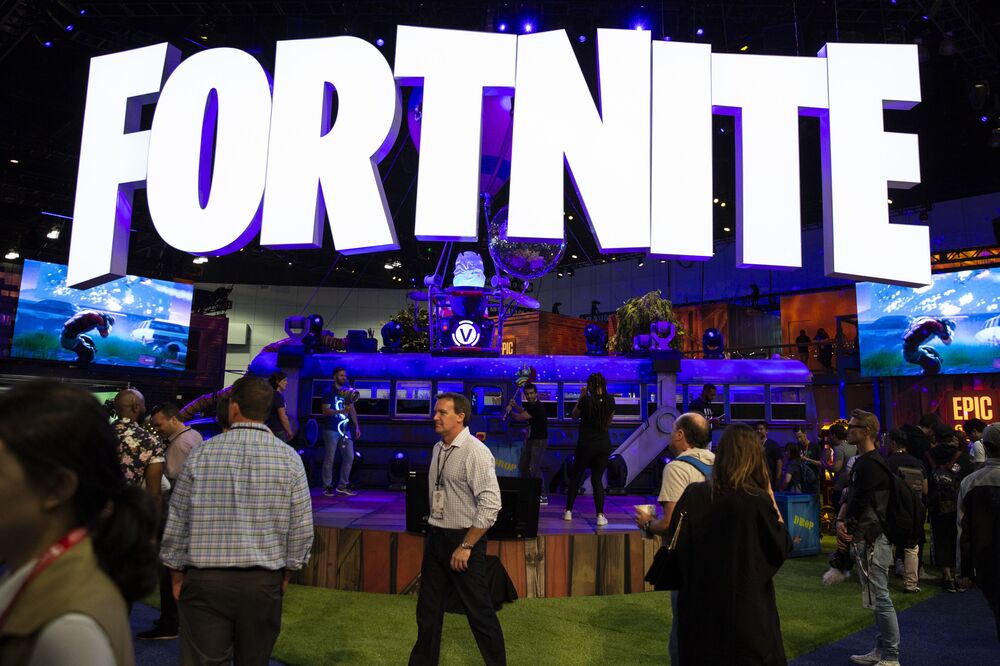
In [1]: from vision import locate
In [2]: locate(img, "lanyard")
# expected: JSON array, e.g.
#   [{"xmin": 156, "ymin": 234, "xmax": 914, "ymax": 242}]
[
  {"xmin": 435, "ymin": 445, "xmax": 456, "ymax": 490},
  {"xmin": 170, "ymin": 427, "xmax": 192, "ymax": 444},
  {"xmin": 0, "ymin": 527, "xmax": 88, "ymax": 630}
]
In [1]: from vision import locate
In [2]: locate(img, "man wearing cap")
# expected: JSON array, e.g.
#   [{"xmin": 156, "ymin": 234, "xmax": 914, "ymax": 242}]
[{"xmin": 958, "ymin": 423, "xmax": 1000, "ymax": 640}]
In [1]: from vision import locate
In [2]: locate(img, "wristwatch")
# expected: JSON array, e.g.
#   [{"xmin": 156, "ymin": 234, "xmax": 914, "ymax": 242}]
[{"xmin": 460, "ymin": 541, "xmax": 474, "ymax": 550}]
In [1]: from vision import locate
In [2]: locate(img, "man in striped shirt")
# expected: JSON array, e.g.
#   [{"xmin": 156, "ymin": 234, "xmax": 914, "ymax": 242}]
[
  {"xmin": 160, "ymin": 375, "xmax": 313, "ymax": 664},
  {"xmin": 410, "ymin": 392, "xmax": 505, "ymax": 666}
]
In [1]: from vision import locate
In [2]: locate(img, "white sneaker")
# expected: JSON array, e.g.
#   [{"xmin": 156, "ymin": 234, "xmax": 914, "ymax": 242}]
[
  {"xmin": 849, "ymin": 648, "xmax": 881, "ymax": 665},
  {"xmin": 596, "ymin": 514, "xmax": 608, "ymax": 527},
  {"xmin": 563, "ymin": 511, "xmax": 572, "ymax": 521}
]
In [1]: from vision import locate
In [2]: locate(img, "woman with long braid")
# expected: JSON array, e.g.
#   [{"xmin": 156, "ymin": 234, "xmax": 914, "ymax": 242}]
[{"xmin": 564, "ymin": 372, "xmax": 616, "ymax": 527}]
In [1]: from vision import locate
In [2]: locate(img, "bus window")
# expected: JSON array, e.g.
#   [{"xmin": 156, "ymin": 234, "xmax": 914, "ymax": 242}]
[
  {"xmin": 311, "ymin": 380, "xmax": 333, "ymax": 415},
  {"xmin": 646, "ymin": 384, "xmax": 657, "ymax": 416},
  {"xmin": 771, "ymin": 385, "xmax": 807, "ymax": 421},
  {"xmin": 532, "ymin": 382, "xmax": 559, "ymax": 419},
  {"xmin": 353, "ymin": 380, "xmax": 391, "ymax": 416},
  {"xmin": 563, "ymin": 383, "xmax": 584, "ymax": 419},
  {"xmin": 607, "ymin": 382, "xmax": 641, "ymax": 421},
  {"xmin": 436, "ymin": 380, "xmax": 464, "ymax": 396},
  {"xmin": 396, "ymin": 380, "xmax": 432, "ymax": 416},
  {"xmin": 472, "ymin": 386, "xmax": 505, "ymax": 416},
  {"xmin": 730, "ymin": 385, "xmax": 765, "ymax": 422},
  {"xmin": 677, "ymin": 385, "xmax": 685, "ymax": 414}
]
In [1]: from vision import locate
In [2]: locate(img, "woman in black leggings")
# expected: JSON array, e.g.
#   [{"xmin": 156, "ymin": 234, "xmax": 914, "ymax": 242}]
[{"xmin": 564, "ymin": 372, "xmax": 616, "ymax": 526}]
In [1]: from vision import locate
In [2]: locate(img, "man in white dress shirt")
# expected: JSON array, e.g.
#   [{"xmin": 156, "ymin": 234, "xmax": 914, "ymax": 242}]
[{"xmin": 409, "ymin": 392, "xmax": 505, "ymax": 666}]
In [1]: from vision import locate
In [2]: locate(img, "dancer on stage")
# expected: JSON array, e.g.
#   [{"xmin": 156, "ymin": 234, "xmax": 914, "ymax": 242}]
[
  {"xmin": 321, "ymin": 367, "xmax": 361, "ymax": 496},
  {"xmin": 508, "ymin": 383, "xmax": 549, "ymax": 505},
  {"xmin": 564, "ymin": 373, "xmax": 616, "ymax": 527}
]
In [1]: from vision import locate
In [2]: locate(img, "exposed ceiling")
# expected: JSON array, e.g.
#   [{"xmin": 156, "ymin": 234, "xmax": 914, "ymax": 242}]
[{"xmin": 1, "ymin": 0, "xmax": 999, "ymax": 290}]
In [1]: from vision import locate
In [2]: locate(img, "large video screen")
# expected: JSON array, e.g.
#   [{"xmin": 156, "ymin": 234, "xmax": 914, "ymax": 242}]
[
  {"xmin": 11, "ymin": 259, "xmax": 194, "ymax": 370},
  {"xmin": 857, "ymin": 268, "xmax": 1000, "ymax": 377}
]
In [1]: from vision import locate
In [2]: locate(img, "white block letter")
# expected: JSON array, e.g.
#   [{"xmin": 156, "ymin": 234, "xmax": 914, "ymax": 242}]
[
  {"xmin": 146, "ymin": 48, "xmax": 273, "ymax": 256},
  {"xmin": 507, "ymin": 29, "xmax": 651, "ymax": 251},
  {"xmin": 712, "ymin": 53, "xmax": 828, "ymax": 269},
  {"xmin": 820, "ymin": 43, "xmax": 928, "ymax": 286},
  {"xmin": 650, "ymin": 41, "xmax": 713, "ymax": 259},
  {"xmin": 394, "ymin": 26, "xmax": 516, "ymax": 241},
  {"xmin": 262, "ymin": 37, "xmax": 401, "ymax": 254},
  {"xmin": 68, "ymin": 43, "xmax": 179, "ymax": 288}
]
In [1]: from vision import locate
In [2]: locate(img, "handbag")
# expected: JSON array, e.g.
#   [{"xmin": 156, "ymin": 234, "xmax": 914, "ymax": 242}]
[{"xmin": 644, "ymin": 510, "xmax": 686, "ymax": 591}]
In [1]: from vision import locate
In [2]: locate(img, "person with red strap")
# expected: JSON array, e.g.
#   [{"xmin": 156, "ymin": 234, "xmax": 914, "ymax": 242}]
[{"xmin": 0, "ymin": 381, "xmax": 158, "ymax": 665}]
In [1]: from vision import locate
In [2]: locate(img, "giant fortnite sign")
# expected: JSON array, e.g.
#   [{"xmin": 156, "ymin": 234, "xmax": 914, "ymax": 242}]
[{"xmin": 67, "ymin": 27, "xmax": 929, "ymax": 289}]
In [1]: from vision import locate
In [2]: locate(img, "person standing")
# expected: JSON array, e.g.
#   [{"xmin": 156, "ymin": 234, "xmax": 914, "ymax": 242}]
[
  {"xmin": 687, "ymin": 384, "xmax": 721, "ymax": 434},
  {"xmin": 564, "ymin": 373, "xmax": 616, "ymax": 527},
  {"xmin": 924, "ymin": 425, "xmax": 974, "ymax": 592},
  {"xmin": 508, "ymin": 383, "xmax": 549, "ymax": 505},
  {"xmin": 266, "ymin": 371, "xmax": 296, "ymax": 443},
  {"xmin": 796, "ymin": 329, "xmax": 812, "ymax": 364},
  {"xmin": 964, "ymin": 418, "xmax": 987, "ymax": 469},
  {"xmin": 634, "ymin": 412, "xmax": 713, "ymax": 665},
  {"xmin": 137, "ymin": 402, "xmax": 204, "ymax": 641},
  {"xmin": 756, "ymin": 422, "xmax": 783, "ymax": 491},
  {"xmin": 665, "ymin": 424, "xmax": 792, "ymax": 665},
  {"xmin": 826, "ymin": 424, "xmax": 857, "ymax": 502},
  {"xmin": 160, "ymin": 376, "xmax": 314, "ymax": 665},
  {"xmin": 0, "ymin": 381, "xmax": 158, "ymax": 666},
  {"xmin": 885, "ymin": 429, "xmax": 927, "ymax": 594},
  {"xmin": 321, "ymin": 367, "xmax": 361, "ymax": 496},
  {"xmin": 113, "ymin": 389, "xmax": 165, "ymax": 517},
  {"xmin": 959, "ymin": 423, "xmax": 1000, "ymax": 640},
  {"xmin": 409, "ymin": 393, "xmax": 504, "ymax": 666},
  {"xmin": 794, "ymin": 425, "xmax": 824, "ymax": 472},
  {"xmin": 837, "ymin": 409, "xmax": 900, "ymax": 666}
]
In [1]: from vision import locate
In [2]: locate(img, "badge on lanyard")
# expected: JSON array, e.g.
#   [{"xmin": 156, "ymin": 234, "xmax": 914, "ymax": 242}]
[
  {"xmin": 431, "ymin": 489, "xmax": 446, "ymax": 520},
  {"xmin": 433, "ymin": 445, "xmax": 456, "ymax": 520}
]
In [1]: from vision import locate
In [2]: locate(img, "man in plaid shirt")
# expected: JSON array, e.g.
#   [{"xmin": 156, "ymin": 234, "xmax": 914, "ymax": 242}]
[{"xmin": 160, "ymin": 375, "xmax": 313, "ymax": 664}]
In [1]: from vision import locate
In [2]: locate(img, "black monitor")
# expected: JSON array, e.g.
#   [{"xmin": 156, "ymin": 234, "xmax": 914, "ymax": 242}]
[{"xmin": 406, "ymin": 472, "xmax": 540, "ymax": 539}]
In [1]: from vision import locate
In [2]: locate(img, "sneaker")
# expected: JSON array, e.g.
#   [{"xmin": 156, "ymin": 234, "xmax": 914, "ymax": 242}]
[
  {"xmin": 323, "ymin": 486, "xmax": 334, "ymax": 497},
  {"xmin": 596, "ymin": 514, "xmax": 609, "ymax": 527},
  {"xmin": 539, "ymin": 496, "xmax": 549, "ymax": 505},
  {"xmin": 849, "ymin": 648, "xmax": 882, "ymax": 665},
  {"xmin": 336, "ymin": 486, "xmax": 357, "ymax": 496},
  {"xmin": 563, "ymin": 510, "xmax": 572, "ymax": 521},
  {"xmin": 904, "ymin": 586, "xmax": 921, "ymax": 593},
  {"xmin": 136, "ymin": 626, "xmax": 179, "ymax": 641},
  {"xmin": 918, "ymin": 568, "xmax": 934, "ymax": 581},
  {"xmin": 894, "ymin": 560, "xmax": 904, "ymax": 576},
  {"xmin": 944, "ymin": 579, "xmax": 958, "ymax": 593}
]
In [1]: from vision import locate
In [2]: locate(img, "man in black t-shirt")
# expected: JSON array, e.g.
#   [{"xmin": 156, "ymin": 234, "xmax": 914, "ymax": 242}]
[
  {"xmin": 756, "ymin": 422, "xmax": 783, "ymax": 491},
  {"xmin": 688, "ymin": 384, "xmax": 722, "ymax": 442},
  {"xmin": 509, "ymin": 383, "xmax": 549, "ymax": 504},
  {"xmin": 886, "ymin": 429, "xmax": 927, "ymax": 593}
]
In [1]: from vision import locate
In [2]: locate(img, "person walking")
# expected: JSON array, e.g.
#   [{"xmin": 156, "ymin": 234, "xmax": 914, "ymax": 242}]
[
  {"xmin": 564, "ymin": 373, "xmax": 616, "ymax": 527},
  {"xmin": 634, "ymin": 412, "xmax": 713, "ymax": 665},
  {"xmin": 664, "ymin": 424, "xmax": 792, "ymax": 665},
  {"xmin": 409, "ymin": 393, "xmax": 505, "ymax": 666},
  {"xmin": 160, "ymin": 376, "xmax": 314, "ymax": 666},
  {"xmin": 837, "ymin": 409, "xmax": 900, "ymax": 666}
]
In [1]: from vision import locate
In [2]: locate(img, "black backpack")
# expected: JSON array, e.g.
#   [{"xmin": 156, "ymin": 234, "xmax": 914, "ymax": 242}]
[
  {"xmin": 926, "ymin": 451, "xmax": 962, "ymax": 515},
  {"xmin": 799, "ymin": 460, "xmax": 820, "ymax": 494},
  {"xmin": 871, "ymin": 456, "xmax": 925, "ymax": 548}
]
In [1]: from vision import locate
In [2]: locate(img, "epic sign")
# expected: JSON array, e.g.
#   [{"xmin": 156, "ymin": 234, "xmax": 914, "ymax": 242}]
[{"xmin": 67, "ymin": 27, "xmax": 929, "ymax": 289}]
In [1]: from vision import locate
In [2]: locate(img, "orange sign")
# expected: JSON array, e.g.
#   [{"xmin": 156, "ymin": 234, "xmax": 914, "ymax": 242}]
[{"xmin": 501, "ymin": 338, "xmax": 516, "ymax": 356}]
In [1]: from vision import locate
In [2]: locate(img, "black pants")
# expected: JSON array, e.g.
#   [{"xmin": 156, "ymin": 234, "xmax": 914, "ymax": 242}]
[
  {"xmin": 565, "ymin": 446, "xmax": 610, "ymax": 515},
  {"xmin": 410, "ymin": 527, "xmax": 506, "ymax": 666},
  {"xmin": 178, "ymin": 568, "xmax": 284, "ymax": 666},
  {"xmin": 156, "ymin": 492, "xmax": 179, "ymax": 631}
]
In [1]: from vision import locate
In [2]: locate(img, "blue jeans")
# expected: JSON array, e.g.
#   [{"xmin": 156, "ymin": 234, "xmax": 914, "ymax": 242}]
[
  {"xmin": 854, "ymin": 534, "xmax": 900, "ymax": 660},
  {"xmin": 322, "ymin": 430, "xmax": 354, "ymax": 489}
]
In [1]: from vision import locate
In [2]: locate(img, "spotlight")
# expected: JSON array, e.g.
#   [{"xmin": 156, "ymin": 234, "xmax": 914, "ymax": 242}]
[
  {"xmin": 637, "ymin": 257, "xmax": 645, "ymax": 267},
  {"xmin": 740, "ymin": 44, "xmax": 749, "ymax": 52},
  {"xmin": 696, "ymin": 28, "xmax": 705, "ymax": 36},
  {"xmin": 9, "ymin": 159, "xmax": 18, "ymax": 164},
  {"xmin": 606, "ymin": 454, "xmax": 628, "ymax": 495},
  {"xmin": 578, "ymin": 35, "xmax": 586, "ymax": 43},
  {"xmin": 570, "ymin": 254, "xmax": 578, "ymax": 259},
  {"xmin": 381, "ymin": 321, "xmax": 403, "ymax": 352},
  {"xmin": 720, "ymin": 202, "xmax": 726, "ymax": 207},
  {"xmin": 388, "ymin": 451, "xmax": 409, "ymax": 490},
  {"xmin": 192, "ymin": 256, "xmax": 208, "ymax": 264},
  {"xmin": 633, "ymin": 23, "xmax": 645, "ymax": 31},
  {"xmin": 981, "ymin": 116, "xmax": 990, "ymax": 123},
  {"xmin": 376, "ymin": 38, "xmax": 385, "ymax": 47},
  {"xmin": 584, "ymin": 324, "xmax": 609, "ymax": 355},
  {"xmin": 568, "ymin": 215, "xmax": 574, "ymax": 220},
  {"xmin": 4, "ymin": 249, "xmax": 20, "ymax": 260},
  {"xmin": 557, "ymin": 270, "xmax": 564, "ymax": 278},
  {"xmin": 723, "ymin": 226, "xmax": 731, "ymax": 232},
  {"xmin": 46, "ymin": 227, "xmax": 60, "ymax": 240},
  {"xmin": 498, "ymin": 22, "xmax": 507, "ymax": 32},
  {"xmin": 887, "ymin": 198, "xmax": 893, "ymax": 205},
  {"xmin": 43, "ymin": 40, "xmax": 53, "ymax": 48},
  {"xmin": 65, "ymin": 24, "xmax": 74, "ymax": 32},
  {"xmin": 523, "ymin": 22, "xmax": 534, "ymax": 33},
  {"xmin": 713, "ymin": 197, "xmax": 719, "ymax": 203},
  {"xmin": 567, "ymin": 268, "xmax": 575, "ymax": 277},
  {"xmin": 702, "ymin": 328, "xmax": 725, "ymax": 359},
  {"xmin": 663, "ymin": 36, "xmax": 672, "ymax": 41}
]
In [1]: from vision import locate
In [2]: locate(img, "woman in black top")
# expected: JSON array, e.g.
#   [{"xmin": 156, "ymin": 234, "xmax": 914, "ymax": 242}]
[{"xmin": 564, "ymin": 372, "xmax": 616, "ymax": 526}]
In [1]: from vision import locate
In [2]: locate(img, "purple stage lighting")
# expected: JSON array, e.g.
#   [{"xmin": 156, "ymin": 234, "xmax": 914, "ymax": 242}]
[
  {"xmin": 981, "ymin": 115, "xmax": 990, "ymax": 123},
  {"xmin": 65, "ymin": 24, "xmax": 74, "ymax": 31},
  {"xmin": 498, "ymin": 22, "xmax": 507, "ymax": 32},
  {"xmin": 523, "ymin": 22, "xmax": 534, "ymax": 33},
  {"xmin": 578, "ymin": 35, "xmax": 587, "ymax": 43},
  {"xmin": 663, "ymin": 35, "xmax": 672, "ymax": 41},
  {"xmin": 696, "ymin": 27, "xmax": 705, "ymax": 36},
  {"xmin": 633, "ymin": 23, "xmax": 645, "ymax": 31},
  {"xmin": 43, "ymin": 40, "xmax": 53, "ymax": 48},
  {"xmin": 376, "ymin": 38, "xmax": 385, "ymax": 47}
]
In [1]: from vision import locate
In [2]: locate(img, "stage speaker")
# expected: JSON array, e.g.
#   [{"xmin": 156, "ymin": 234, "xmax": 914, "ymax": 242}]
[{"xmin": 406, "ymin": 473, "xmax": 540, "ymax": 538}]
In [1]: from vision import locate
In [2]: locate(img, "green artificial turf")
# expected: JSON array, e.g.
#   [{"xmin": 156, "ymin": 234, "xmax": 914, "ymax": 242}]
[{"xmin": 270, "ymin": 540, "xmax": 940, "ymax": 666}]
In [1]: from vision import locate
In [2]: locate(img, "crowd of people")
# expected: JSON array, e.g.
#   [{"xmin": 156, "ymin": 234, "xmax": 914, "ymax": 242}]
[{"xmin": 1, "ymin": 369, "xmax": 998, "ymax": 666}]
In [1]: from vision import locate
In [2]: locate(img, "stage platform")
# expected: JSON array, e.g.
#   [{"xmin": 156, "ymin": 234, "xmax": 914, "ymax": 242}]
[{"xmin": 295, "ymin": 489, "xmax": 664, "ymax": 599}]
